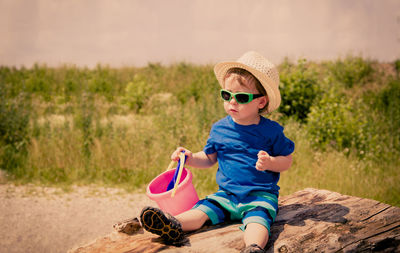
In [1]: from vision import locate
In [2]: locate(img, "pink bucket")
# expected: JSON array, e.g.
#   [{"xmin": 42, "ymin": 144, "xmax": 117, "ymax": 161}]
[{"xmin": 146, "ymin": 167, "xmax": 199, "ymax": 216}]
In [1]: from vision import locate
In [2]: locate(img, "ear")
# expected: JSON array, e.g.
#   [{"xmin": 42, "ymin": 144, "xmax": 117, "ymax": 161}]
[{"xmin": 258, "ymin": 96, "xmax": 268, "ymax": 109}]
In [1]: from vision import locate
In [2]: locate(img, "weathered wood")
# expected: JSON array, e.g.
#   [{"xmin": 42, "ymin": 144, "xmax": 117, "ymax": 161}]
[{"xmin": 70, "ymin": 188, "xmax": 400, "ymax": 253}]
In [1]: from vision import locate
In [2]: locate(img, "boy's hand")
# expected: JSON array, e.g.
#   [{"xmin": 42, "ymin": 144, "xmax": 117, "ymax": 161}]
[
  {"xmin": 171, "ymin": 147, "xmax": 193, "ymax": 162},
  {"xmin": 256, "ymin": 150, "xmax": 272, "ymax": 171}
]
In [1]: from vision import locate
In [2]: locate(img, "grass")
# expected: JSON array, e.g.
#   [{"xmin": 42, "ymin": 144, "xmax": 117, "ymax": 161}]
[
  {"xmin": 0, "ymin": 58, "xmax": 399, "ymax": 206},
  {"xmin": 279, "ymin": 120, "xmax": 400, "ymax": 205}
]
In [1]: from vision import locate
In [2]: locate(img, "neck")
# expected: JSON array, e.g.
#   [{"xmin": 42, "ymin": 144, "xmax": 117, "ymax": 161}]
[{"xmin": 231, "ymin": 115, "xmax": 261, "ymax": 125}]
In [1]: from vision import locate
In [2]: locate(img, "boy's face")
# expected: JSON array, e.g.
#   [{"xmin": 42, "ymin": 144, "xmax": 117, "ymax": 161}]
[{"xmin": 222, "ymin": 74, "xmax": 268, "ymax": 125}]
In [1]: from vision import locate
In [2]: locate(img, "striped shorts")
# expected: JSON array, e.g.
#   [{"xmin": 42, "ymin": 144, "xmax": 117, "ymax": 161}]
[{"xmin": 192, "ymin": 190, "xmax": 278, "ymax": 234}]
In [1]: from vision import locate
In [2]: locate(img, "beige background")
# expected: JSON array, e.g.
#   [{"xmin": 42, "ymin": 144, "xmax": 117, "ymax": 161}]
[{"xmin": 1, "ymin": 0, "xmax": 400, "ymax": 67}]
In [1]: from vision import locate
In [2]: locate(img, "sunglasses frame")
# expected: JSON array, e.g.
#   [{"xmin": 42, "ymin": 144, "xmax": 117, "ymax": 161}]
[{"xmin": 220, "ymin": 89, "xmax": 264, "ymax": 104}]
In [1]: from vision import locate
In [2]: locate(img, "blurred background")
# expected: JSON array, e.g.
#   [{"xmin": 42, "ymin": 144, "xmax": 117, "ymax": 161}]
[
  {"xmin": 1, "ymin": 0, "xmax": 399, "ymax": 67},
  {"xmin": 0, "ymin": 0, "xmax": 399, "ymax": 205}
]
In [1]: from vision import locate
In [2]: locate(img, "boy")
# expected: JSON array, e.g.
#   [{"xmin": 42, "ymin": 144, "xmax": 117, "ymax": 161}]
[{"xmin": 140, "ymin": 51, "xmax": 294, "ymax": 253}]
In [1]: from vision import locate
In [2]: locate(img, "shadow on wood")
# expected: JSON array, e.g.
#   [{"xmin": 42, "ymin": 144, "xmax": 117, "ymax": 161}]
[{"xmin": 70, "ymin": 188, "xmax": 400, "ymax": 253}]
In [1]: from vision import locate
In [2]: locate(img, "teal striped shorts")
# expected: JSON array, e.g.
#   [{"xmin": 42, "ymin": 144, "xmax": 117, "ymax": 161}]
[{"xmin": 192, "ymin": 190, "xmax": 278, "ymax": 234}]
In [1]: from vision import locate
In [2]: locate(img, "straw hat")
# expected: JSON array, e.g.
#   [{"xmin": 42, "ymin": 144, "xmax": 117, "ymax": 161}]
[{"xmin": 214, "ymin": 51, "xmax": 281, "ymax": 113}]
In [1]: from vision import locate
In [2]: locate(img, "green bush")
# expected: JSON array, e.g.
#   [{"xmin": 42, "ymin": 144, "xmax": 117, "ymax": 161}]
[
  {"xmin": 61, "ymin": 66, "xmax": 87, "ymax": 101},
  {"xmin": 374, "ymin": 79, "xmax": 400, "ymax": 127},
  {"xmin": 307, "ymin": 77, "xmax": 400, "ymax": 159},
  {"xmin": 279, "ymin": 59, "xmax": 320, "ymax": 122},
  {"xmin": 87, "ymin": 65, "xmax": 120, "ymax": 101},
  {"xmin": 74, "ymin": 93, "xmax": 95, "ymax": 159},
  {"xmin": 123, "ymin": 74, "xmax": 151, "ymax": 112},
  {"xmin": 394, "ymin": 59, "xmax": 400, "ymax": 78},
  {"xmin": 0, "ymin": 66, "xmax": 24, "ymax": 97},
  {"xmin": 25, "ymin": 64, "xmax": 55, "ymax": 101},
  {"xmin": 306, "ymin": 87, "xmax": 366, "ymax": 153},
  {"xmin": 366, "ymin": 79, "xmax": 400, "ymax": 158},
  {"xmin": 0, "ymin": 87, "xmax": 31, "ymax": 171},
  {"xmin": 329, "ymin": 55, "xmax": 374, "ymax": 88}
]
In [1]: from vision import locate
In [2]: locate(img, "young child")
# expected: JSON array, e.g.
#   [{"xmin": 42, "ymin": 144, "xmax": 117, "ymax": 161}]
[{"xmin": 140, "ymin": 51, "xmax": 294, "ymax": 253}]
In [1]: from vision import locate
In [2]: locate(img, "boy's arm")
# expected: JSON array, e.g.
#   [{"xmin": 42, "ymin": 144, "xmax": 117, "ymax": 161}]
[
  {"xmin": 171, "ymin": 147, "xmax": 217, "ymax": 168},
  {"xmin": 256, "ymin": 151, "xmax": 292, "ymax": 172},
  {"xmin": 188, "ymin": 151, "xmax": 217, "ymax": 168}
]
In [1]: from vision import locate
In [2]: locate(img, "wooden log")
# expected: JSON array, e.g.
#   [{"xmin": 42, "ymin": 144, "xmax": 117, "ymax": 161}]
[{"xmin": 69, "ymin": 188, "xmax": 400, "ymax": 253}]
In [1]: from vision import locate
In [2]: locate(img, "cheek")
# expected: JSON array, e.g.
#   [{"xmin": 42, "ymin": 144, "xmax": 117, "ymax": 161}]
[{"xmin": 223, "ymin": 101, "xmax": 230, "ymax": 110}]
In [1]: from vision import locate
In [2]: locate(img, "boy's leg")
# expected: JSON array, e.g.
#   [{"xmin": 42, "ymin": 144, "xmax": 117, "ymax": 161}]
[
  {"xmin": 243, "ymin": 222, "xmax": 269, "ymax": 248},
  {"xmin": 241, "ymin": 206, "xmax": 274, "ymax": 251},
  {"xmin": 175, "ymin": 209, "xmax": 209, "ymax": 231},
  {"xmin": 140, "ymin": 194, "xmax": 230, "ymax": 244},
  {"xmin": 139, "ymin": 207, "xmax": 210, "ymax": 244}
]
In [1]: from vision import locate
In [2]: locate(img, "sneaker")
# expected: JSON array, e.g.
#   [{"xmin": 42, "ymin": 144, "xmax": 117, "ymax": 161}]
[
  {"xmin": 140, "ymin": 206, "xmax": 185, "ymax": 244},
  {"xmin": 240, "ymin": 244, "xmax": 266, "ymax": 253}
]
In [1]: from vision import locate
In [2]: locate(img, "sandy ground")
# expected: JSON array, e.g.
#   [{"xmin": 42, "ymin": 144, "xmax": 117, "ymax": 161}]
[{"xmin": 0, "ymin": 184, "xmax": 156, "ymax": 253}]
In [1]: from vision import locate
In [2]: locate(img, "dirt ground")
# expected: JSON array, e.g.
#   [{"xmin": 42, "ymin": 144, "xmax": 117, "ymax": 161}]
[{"xmin": 0, "ymin": 184, "xmax": 155, "ymax": 253}]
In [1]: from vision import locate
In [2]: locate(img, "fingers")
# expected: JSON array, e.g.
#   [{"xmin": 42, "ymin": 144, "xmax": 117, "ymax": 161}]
[
  {"xmin": 258, "ymin": 150, "xmax": 270, "ymax": 159},
  {"xmin": 171, "ymin": 148, "xmax": 182, "ymax": 161},
  {"xmin": 256, "ymin": 150, "xmax": 271, "ymax": 171},
  {"xmin": 255, "ymin": 161, "xmax": 263, "ymax": 171},
  {"xmin": 171, "ymin": 147, "xmax": 192, "ymax": 161}
]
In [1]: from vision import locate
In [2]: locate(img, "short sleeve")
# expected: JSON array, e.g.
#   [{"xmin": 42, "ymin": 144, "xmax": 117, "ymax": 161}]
[
  {"xmin": 271, "ymin": 130, "xmax": 295, "ymax": 156},
  {"xmin": 203, "ymin": 135, "xmax": 216, "ymax": 155}
]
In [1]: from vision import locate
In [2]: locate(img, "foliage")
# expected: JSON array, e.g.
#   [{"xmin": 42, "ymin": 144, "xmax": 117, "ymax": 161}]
[
  {"xmin": 75, "ymin": 93, "xmax": 95, "ymax": 159},
  {"xmin": 395, "ymin": 59, "xmax": 400, "ymax": 78},
  {"xmin": 328, "ymin": 55, "xmax": 374, "ymax": 88},
  {"xmin": 123, "ymin": 75, "xmax": 151, "ymax": 112},
  {"xmin": 306, "ymin": 87, "xmax": 367, "ymax": 153},
  {"xmin": 279, "ymin": 59, "xmax": 320, "ymax": 122},
  {"xmin": 0, "ymin": 86, "xmax": 31, "ymax": 172},
  {"xmin": 365, "ymin": 79, "xmax": 400, "ymax": 160},
  {"xmin": 0, "ymin": 58, "xmax": 398, "ymax": 206}
]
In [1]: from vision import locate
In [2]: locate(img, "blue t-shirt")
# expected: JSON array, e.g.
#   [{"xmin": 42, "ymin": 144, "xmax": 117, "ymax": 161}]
[{"xmin": 204, "ymin": 115, "xmax": 294, "ymax": 200}]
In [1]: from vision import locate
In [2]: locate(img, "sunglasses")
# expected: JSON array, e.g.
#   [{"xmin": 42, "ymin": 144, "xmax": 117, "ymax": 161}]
[{"xmin": 220, "ymin": 89, "xmax": 264, "ymax": 104}]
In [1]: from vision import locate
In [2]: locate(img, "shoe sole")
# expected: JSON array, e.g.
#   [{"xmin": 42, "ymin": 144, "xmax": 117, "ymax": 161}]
[{"xmin": 140, "ymin": 207, "xmax": 184, "ymax": 244}]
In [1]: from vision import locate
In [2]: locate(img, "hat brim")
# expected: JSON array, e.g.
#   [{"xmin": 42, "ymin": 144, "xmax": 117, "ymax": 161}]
[{"xmin": 214, "ymin": 61, "xmax": 281, "ymax": 113}]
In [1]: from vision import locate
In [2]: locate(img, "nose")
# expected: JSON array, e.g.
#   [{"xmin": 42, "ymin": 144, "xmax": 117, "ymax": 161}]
[{"xmin": 229, "ymin": 97, "xmax": 238, "ymax": 105}]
